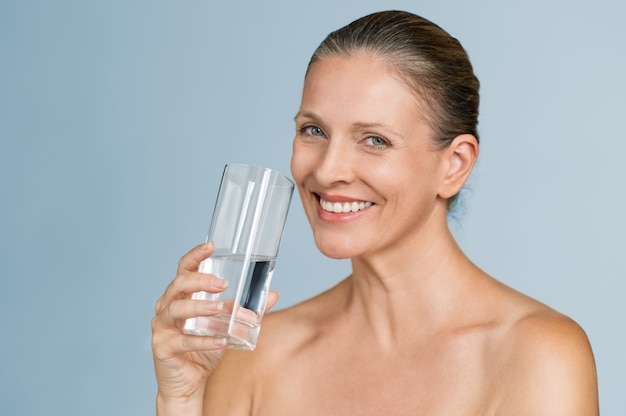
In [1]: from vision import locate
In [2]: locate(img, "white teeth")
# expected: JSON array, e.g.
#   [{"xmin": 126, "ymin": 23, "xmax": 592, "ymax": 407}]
[{"xmin": 320, "ymin": 198, "xmax": 373, "ymax": 213}]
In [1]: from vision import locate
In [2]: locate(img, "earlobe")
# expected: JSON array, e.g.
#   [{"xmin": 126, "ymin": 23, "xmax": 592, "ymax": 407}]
[{"xmin": 438, "ymin": 134, "xmax": 479, "ymax": 199}]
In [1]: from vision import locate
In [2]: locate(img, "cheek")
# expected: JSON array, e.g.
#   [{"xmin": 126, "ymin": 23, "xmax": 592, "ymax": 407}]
[
  {"xmin": 290, "ymin": 141, "xmax": 314, "ymax": 185},
  {"xmin": 361, "ymin": 159, "xmax": 407, "ymax": 194},
  {"xmin": 289, "ymin": 143, "xmax": 302, "ymax": 184}
]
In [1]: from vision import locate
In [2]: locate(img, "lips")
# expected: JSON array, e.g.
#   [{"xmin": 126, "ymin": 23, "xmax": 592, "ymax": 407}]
[{"xmin": 319, "ymin": 197, "xmax": 373, "ymax": 213}]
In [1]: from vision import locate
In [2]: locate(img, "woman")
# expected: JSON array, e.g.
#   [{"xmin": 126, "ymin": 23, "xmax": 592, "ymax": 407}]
[{"xmin": 152, "ymin": 10, "xmax": 598, "ymax": 415}]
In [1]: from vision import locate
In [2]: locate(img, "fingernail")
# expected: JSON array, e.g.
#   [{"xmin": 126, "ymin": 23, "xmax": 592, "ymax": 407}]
[
  {"xmin": 213, "ymin": 277, "xmax": 229, "ymax": 289},
  {"xmin": 213, "ymin": 337, "xmax": 227, "ymax": 347},
  {"xmin": 208, "ymin": 301, "xmax": 223, "ymax": 311}
]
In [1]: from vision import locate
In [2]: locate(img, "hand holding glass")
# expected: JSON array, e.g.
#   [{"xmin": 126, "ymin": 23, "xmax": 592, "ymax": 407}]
[{"xmin": 184, "ymin": 164, "xmax": 294, "ymax": 350}]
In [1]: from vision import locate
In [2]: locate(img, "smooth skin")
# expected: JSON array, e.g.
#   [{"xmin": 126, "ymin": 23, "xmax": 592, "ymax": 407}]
[{"xmin": 153, "ymin": 53, "xmax": 599, "ymax": 415}]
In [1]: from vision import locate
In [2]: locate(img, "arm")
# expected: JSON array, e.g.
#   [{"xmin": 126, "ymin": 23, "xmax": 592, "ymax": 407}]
[
  {"xmin": 152, "ymin": 243, "xmax": 230, "ymax": 416},
  {"xmin": 498, "ymin": 313, "xmax": 599, "ymax": 415},
  {"xmin": 201, "ymin": 350, "xmax": 257, "ymax": 416}
]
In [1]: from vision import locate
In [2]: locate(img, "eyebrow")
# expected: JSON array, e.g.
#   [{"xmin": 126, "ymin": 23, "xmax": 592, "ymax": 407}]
[
  {"xmin": 352, "ymin": 121, "xmax": 401, "ymax": 136},
  {"xmin": 293, "ymin": 111, "xmax": 318, "ymax": 122}
]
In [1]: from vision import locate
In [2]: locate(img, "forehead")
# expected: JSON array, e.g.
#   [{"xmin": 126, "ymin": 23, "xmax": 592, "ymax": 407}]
[
  {"xmin": 305, "ymin": 53, "xmax": 406, "ymax": 95},
  {"xmin": 299, "ymin": 54, "xmax": 429, "ymax": 129}
]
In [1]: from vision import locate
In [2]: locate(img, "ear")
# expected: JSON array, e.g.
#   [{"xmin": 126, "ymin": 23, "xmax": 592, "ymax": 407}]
[{"xmin": 437, "ymin": 134, "xmax": 479, "ymax": 199}]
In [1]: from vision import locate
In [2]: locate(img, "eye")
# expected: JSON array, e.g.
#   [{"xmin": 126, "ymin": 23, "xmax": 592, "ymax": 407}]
[
  {"xmin": 303, "ymin": 126, "xmax": 325, "ymax": 137},
  {"xmin": 363, "ymin": 136, "xmax": 389, "ymax": 148}
]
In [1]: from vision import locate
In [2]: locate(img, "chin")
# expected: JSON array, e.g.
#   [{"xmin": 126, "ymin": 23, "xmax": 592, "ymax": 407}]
[{"xmin": 313, "ymin": 233, "xmax": 363, "ymax": 260}]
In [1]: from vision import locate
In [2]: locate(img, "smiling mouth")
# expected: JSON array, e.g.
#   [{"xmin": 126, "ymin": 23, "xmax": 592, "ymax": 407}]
[{"xmin": 319, "ymin": 197, "xmax": 374, "ymax": 213}]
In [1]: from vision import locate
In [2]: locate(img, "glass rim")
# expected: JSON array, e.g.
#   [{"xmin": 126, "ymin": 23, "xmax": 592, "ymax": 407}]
[{"xmin": 224, "ymin": 163, "xmax": 295, "ymax": 187}]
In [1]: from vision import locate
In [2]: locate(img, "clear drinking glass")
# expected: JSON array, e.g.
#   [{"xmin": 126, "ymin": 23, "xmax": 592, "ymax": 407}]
[{"xmin": 184, "ymin": 163, "xmax": 294, "ymax": 350}]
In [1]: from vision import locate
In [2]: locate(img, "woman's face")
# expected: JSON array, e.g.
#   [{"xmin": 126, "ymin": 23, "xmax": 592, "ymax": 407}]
[{"xmin": 291, "ymin": 53, "xmax": 448, "ymax": 259}]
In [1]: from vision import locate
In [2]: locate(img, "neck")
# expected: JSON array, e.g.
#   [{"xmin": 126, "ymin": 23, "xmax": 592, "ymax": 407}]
[{"xmin": 345, "ymin": 223, "xmax": 479, "ymax": 348}]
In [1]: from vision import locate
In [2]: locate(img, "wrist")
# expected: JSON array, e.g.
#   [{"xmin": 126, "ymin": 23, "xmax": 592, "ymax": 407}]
[{"xmin": 156, "ymin": 390, "xmax": 204, "ymax": 416}]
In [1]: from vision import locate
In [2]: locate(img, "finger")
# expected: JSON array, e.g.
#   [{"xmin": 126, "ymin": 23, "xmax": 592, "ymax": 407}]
[
  {"xmin": 176, "ymin": 333, "xmax": 227, "ymax": 353},
  {"xmin": 152, "ymin": 329, "xmax": 227, "ymax": 360},
  {"xmin": 171, "ymin": 271, "xmax": 228, "ymax": 298},
  {"xmin": 178, "ymin": 241, "xmax": 214, "ymax": 273},
  {"xmin": 265, "ymin": 290, "xmax": 280, "ymax": 312},
  {"xmin": 159, "ymin": 298, "xmax": 225, "ymax": 327},
  {"xmin": 156, "ymin": 271, "xmax": 228, "ymax": 314}
]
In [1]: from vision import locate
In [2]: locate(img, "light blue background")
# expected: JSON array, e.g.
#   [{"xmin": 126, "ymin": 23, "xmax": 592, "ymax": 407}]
[{"xmin": 1, "ymin": 0, "xmax": 624, "ymax": 414}]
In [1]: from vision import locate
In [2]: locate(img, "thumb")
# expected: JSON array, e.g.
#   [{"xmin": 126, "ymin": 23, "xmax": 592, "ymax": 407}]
[{"xmin": 265, "ymin": 290, "xmax": 281, "ymax": 312}]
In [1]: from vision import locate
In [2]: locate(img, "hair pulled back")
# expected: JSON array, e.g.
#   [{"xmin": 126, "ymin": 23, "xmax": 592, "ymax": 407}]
[{"xmin": 306, "ymin": 10, "xmax": 480, "ymax": 148}]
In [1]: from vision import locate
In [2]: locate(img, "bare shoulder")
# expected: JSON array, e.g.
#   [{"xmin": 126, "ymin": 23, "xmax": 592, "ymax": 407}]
[
  {"xmin": 252, "ymin": 279, "xmax": 345, "ymax": 359},
  {"xmin": 203, "ymin": 281, "xmax": 346, "ymax": 414},
  {"xmin": 494, "ymin": 301, "xmax": 598, "ymax": 415}
]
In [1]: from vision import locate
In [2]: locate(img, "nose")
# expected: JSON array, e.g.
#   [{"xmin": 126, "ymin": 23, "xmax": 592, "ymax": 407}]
[{"xmin": 314, "ymin": 138, "xmax": 356, "ymax": 187}]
